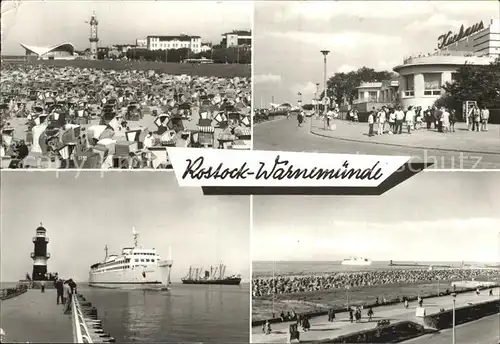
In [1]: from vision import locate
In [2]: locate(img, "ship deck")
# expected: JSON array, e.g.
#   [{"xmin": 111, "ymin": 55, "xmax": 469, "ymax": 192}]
[{"xmin": 0, "ymin": 289, "xmax": 73, "ymax": 343}]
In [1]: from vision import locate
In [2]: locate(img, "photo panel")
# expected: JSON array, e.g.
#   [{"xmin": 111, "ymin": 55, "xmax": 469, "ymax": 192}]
[
  {"xmin": 0, "ymin": 0, "xmax": 252, "ymax": 170},
  {"xmin": 0, "ymin": 171, "xmax": 250, "ymax": 343},
  {"xmin": 251, "ymin": 171, "xmax": 500, "ymax": 343},
  {"xmin": 253, "ymin": 1, "xmax": 500, "ymax": 170}
]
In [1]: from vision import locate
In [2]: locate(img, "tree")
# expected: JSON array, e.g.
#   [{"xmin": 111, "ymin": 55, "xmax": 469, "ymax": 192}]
[
  {"xmin": 434, "ymin": 57, "xmax": 500, "ymax": 113},
  {"xmin": 325, "ymin": 67, "xmax": 396, "ymax": 105}
]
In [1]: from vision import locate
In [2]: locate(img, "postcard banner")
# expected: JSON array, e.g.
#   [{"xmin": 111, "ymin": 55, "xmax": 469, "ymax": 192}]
[{"xmin": 168, "ymin": 148, "xmax": 431, "ymax": 195}]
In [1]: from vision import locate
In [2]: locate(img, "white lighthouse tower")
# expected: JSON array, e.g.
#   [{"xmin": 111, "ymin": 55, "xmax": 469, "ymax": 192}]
[{"xmin": 88, "ymin": 12, "xmax": 99, "ymax": 60}]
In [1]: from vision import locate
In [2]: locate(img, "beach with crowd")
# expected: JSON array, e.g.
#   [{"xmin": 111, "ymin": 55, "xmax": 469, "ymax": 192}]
[{"xmin": 0, "ymin": 63, "xmax": 251, "ymax": 169}]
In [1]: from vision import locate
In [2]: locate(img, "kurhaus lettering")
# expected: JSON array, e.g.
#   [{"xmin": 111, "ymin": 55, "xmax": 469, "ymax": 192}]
[{"xmin": 437, "ymin": 21, "xmax": 484, "ymax": 49}]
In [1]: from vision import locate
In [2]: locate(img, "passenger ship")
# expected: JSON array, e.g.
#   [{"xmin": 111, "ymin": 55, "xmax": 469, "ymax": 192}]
[
  {"xmin": 341, "ymin": 257, "xmax": 372, "ymax": 266},
  {"xmin": 88, "ymin": 228, "xmax": 173, "ymax": 289}
]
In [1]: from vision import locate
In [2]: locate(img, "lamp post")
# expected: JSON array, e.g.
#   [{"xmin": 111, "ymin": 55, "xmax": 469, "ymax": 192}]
[
  {"xmin": 320, "ymin": 50, "xmax": 330, "ymax": 114},
  {"xmin": 272, "ymin": 260, "xmax": 276, "ymax": 319},
  {"xmin": 315, "ymin": 83, "xmax": 320, "ymax": 119},
  {"xmin": 451, "ymin": 292, "xmax": 457, "ymax": 344}
]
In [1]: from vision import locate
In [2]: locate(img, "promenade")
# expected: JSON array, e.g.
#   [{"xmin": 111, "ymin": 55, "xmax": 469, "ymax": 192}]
[
  {"xmin": 0, "ymin": 289, "xmax": 73, "ymax": 343},
  {"xmin": 254, "ymin": 116, "xmax": 500, "ymax": 169},
  {"xmin": 310, "ymin": 118, "xmax": 500, "ymax": 155},
  {"xmin": 251, "ymin": 288, "xmax": 500, "ymax": 343}
]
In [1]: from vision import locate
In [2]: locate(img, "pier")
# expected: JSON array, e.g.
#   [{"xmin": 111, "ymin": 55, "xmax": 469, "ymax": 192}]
[{"xmin": 0, "ymin": 288, "xmax": 115, "ymax": 343}]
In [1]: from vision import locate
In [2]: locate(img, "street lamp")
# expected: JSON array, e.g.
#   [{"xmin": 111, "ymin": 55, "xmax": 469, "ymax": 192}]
[
  {"xmin": 451, "ymin": 292, "xmax": 457, "ymax": 344},
  {"xmin": 320, "ymin": 50, "xmax": 330, "ymax": 114},
  {"xmin": 315, "ymin": 83, "xmax": 320, "ymax": 118}
]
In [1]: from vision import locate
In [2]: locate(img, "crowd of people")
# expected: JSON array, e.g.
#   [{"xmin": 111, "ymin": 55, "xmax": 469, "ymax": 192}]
[
  {"xmin": 1, "ymin": 64, "xmax": 251, "ymax": 168},
  {"xmin": 362, "ymin": 104, "xmax": 490, "ymax": 136},
  {"xmin": 252, "ymin": 268, "xmax": 498, "ymax": 297}
]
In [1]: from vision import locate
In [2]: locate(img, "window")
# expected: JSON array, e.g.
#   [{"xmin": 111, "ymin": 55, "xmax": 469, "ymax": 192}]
[
  {"xmin": 403, "ymin": 90, "xmax": 414, "ymax": 97},
  {"xmin": 141, "ymin": 259, "xmax": 144, "ymax": 262},
  {"xmin": 135, "ymin": 259, "xmax": 139, "ymax": 262},
  {"xmin": 424, "ymin": 90, "xmax": 442, "ymax": 96}
]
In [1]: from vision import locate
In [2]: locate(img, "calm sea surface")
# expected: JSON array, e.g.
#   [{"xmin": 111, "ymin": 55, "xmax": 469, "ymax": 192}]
[
  {"xmin": 252, "ymin": 261, "xmax": 485, "ymax": 277},
  {"xmin": 1, "ymin": 282, "xmax": 250, "ymax": 343}
]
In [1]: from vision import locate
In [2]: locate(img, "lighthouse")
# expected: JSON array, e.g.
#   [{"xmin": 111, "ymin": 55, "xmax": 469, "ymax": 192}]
[
  {"xmin": 88, "ymin": 12, "xmax": 99, "ymax": 60},
  {"xmin": 31, "ymin": 223, "xmax": 50, "ymax": 281}
]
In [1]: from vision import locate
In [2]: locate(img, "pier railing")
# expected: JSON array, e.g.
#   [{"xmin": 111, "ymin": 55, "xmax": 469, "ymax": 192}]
[
  {"xmin": 71, "ymin": 294, "xmax": 115, "ymax": 343},
  {"xmin": 0, "ymin": 285, "xmax": 28, "ymax": 300}
]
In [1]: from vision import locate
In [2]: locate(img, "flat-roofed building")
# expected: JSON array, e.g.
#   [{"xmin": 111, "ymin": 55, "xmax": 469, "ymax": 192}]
[{"xmin": 146, "ymin": 35, "xmax": 202, "ymax": 53}]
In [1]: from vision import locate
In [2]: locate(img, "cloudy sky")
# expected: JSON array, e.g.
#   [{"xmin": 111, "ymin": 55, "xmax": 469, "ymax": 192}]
[
  {"xmin": 1, "ymin": 0, "xmax": 252, "ymax": 54},
  {"xmin": 1, "ymin": 172, "xmax": 250, "ymax": 282},
  {"xmin": 254, "ymin": 1, "xmax": 499, "ymax": 106},
  {"xmin": 253, "ymin": 172, "xmax": 500, "ymax": 263}
]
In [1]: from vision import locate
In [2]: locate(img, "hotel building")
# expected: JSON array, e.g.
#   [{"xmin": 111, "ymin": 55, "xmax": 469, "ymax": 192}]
[{"xmin": 146, "ymin": 35, "xmax": 202, "ymax": 53}]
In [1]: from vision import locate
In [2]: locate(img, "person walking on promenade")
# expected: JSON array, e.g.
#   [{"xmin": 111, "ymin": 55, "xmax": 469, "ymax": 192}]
[
  {"xmin": 424, "ymin": 106, "xmax": 432, "ymax": 130},
  {"xmin": 449, "ymin": 109, "xmax": 457, "ymax": 132},
  {"xmin": 264, "ymin": 321, "xmax": 272, "ymax": 335},
  {"xmin": 442, "ymin": 108, "xmax": 450, "ymax": 133},
  {"xmin": 489, "ymin": 289, "xmax": 493, "ymax": 296},
  {"xmin": 377, "ymin": 107, "xmax": 386, "ymax": 135},
  {"xmin": 367, "ymin": 307, "xmax": 374, "ymax": 322},
  {"xmin": 40, "ymin": 280, "xmax": 45, "ymax": 293},
  {"xmin": 349, "ymin": 308, "xmax": 354, "ymax": 323},
  {"xmin": 302, "ymin": 316, "xmax": 310, "ymax": 332},
  {"xmin": 297, "ymin": 111, "xmax": 304, "ymax": 127},
  {"xmin": 404, "ymin": 299, "xmax": 409, "ymax": 309},
  {"xmin": 418, "ymin": 297, "xmax": 423, "ymax": 308},
  {"xmin": 388, "ymin": 109, "xmax": 395, "ymax": 134},
  {"xmin": 480, "ymin": 105, "xmax": 489, "ymax": 131},
  {"xmin": 405, "ymin": 106, "xmax": 415, "ymax": 134},
  {"xmin": 394, "ymin": 107, "xmax": 405, "ymax": 134},
  {"xmin": 368, "ymin": 110, "xmax": 375, "ymax": 137},
  {"xmin": 55, "ymin": 279, "xmax": 64, "ymax": 305},
  {"xmin": 469, "ymin": 105, "xmax": 480, "ymax": 131}
]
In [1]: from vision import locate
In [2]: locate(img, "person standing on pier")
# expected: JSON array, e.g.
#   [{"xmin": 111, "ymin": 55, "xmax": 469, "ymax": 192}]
[
  {"xmin": 40, "ymin": 280, "xmax": 45, "ymax": 293},
  {"xmin": 63, "ymin": 280, "xmax": 72, "ymax": 314},
  {"xmin": 68, "ymin": 279, "xmax": 77, "ymax": 294},
  {"xmin": 55, "ymin": 279, "xmax": 64, "ymax": 305}
]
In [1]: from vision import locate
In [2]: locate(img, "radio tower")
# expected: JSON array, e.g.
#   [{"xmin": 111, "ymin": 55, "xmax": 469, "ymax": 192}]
[
  {"xmin": 88, "ymin": 12, "xmax": 99, "ymax": 60},
  {"xmin": 31, "ymin": 223, "xmax": 50, "ymax": 280}
]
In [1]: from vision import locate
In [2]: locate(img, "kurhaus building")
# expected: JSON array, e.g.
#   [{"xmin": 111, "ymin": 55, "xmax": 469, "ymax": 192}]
[{"xmin": 393, "ymin": 18, "xmax": 499, "ymax": 109}]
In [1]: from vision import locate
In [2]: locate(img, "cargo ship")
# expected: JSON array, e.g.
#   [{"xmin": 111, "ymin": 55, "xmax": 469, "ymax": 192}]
[
  {"xmin": 341, "ymin": 257, "xmax": 372, "ymax": 266},
  {"xmin": 181, "ymin": 264, "xmax": 241, "ymax": 285},
  {"xmin": 88, "ymin": 227, "xmax": 173, "ymax": 289}
]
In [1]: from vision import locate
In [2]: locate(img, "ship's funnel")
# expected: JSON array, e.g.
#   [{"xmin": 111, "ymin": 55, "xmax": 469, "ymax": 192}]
[{"xmin": 205, "ymin": 270, "xmax": 209, "ymax": 278}]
